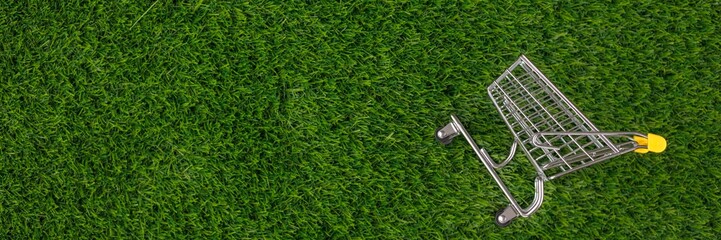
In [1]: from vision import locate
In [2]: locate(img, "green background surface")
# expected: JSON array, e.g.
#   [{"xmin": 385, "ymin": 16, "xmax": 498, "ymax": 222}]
[{"xmin": 1, "ymin": 1, "xmax": 719, "ymax": 238}]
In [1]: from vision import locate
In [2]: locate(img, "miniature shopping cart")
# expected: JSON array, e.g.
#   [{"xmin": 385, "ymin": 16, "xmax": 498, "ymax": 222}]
[{"xmin": 435, "ymin": 55, "xmax": 666, "ymax": 227}]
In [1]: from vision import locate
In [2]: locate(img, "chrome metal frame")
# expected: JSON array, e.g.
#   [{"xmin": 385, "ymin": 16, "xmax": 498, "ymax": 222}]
[{"xmin": 436, "ymin": 55, "xmax": 650, "ymax": 226}]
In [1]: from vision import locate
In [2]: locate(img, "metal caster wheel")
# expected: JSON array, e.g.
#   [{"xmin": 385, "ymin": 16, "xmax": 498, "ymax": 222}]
[
  {"xmin": 495, "ymin": 205, "xmax": 518, "ymax": 227},
  {"xmin": 435, "ymin": 126, "xmax": 454, "ymax": 145},
  {"xmin": 435, "ymin": 122, "xmax": 460, "ymax": 145}
]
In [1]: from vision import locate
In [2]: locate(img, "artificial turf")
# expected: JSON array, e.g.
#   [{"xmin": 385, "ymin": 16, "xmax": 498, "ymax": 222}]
[{"xmin": 0, "ymin": 0, "xmax": 719, "ymax": 238}]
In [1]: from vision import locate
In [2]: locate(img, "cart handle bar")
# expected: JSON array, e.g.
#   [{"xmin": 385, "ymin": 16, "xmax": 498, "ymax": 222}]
[{"xmin": 531, "ymin": 132, "xmax": 667, "ymax": 153}]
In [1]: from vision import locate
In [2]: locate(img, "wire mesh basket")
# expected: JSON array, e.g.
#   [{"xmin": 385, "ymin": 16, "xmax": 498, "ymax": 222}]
[{"xmin": 435, "ymin": 55, "xmax": 666, "ymax": 227}]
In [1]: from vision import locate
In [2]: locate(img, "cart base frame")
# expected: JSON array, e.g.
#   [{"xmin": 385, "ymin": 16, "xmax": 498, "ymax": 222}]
[{"xmin": 436, "ymin": 114, "xmax": 544, "ymax": 227}]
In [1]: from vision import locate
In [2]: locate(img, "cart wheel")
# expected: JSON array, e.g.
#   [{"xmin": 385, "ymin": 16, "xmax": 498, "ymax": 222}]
[
  {"xmin": 435, "ymin": 126, "xmax": 453, "ymax": 145},
  {"xmin": 495, "ymin": 206, "xmax": 517, "ymax": 227}
]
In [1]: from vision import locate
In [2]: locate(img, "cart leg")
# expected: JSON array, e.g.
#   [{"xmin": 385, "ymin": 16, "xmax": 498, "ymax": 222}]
[
  {"xmin": 495, "ymin": 205, "xmax": 519, "ymax": 227},
  {"xmin": 442, "ymin": 114, "xmax": 546, "ymax": 226},
  {"xmin": 436, "ymin": 122, "xmax": 460, "ymax": 145}
]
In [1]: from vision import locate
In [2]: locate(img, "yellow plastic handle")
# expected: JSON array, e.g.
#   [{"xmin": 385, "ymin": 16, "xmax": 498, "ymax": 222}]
[{"xmin": 633, "ymin": 133, "xmax": 667, "ymax": 153}]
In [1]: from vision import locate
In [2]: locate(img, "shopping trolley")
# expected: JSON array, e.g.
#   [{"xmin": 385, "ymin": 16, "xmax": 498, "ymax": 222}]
[{"xmin": 435, "ymin": 55, "xmax": 666, "ymax": 227}]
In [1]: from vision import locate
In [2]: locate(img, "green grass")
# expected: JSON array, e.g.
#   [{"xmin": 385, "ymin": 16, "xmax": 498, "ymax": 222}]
[{"xmin": 0, "ymin": 0, "xmax": 719, "ymax": 238}]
